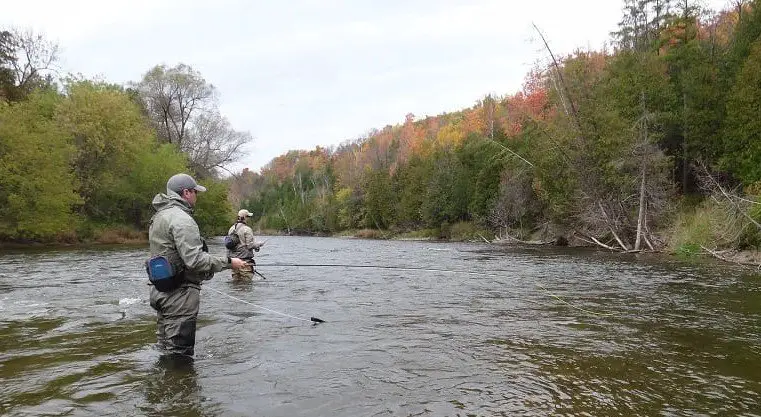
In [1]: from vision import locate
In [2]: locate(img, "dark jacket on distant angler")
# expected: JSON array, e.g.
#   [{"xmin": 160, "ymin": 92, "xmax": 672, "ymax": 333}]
[{"xmin": 149, "ymin": 190, "xmax": 229, "ymax": 287}]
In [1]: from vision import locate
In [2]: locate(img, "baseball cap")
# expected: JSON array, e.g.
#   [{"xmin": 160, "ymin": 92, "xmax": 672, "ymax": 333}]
[
  {"xmin": 167, "ymin": 173, "xmax": 207, "ymax": 194},
  {"xmin": 238, "ymin": 209, "xmax": 254, "ymax": 217}
]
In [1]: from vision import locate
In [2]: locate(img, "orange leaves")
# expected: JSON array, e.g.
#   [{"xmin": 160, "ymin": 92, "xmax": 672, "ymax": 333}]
[
  {"xmin": 500, "ymin": 91, "xmax": 546, "ymax": 136},
  {"xmin": 261, "ymin": 147, "xmax": 331, "ymax": 184},
  {"xmin": 463, "ymin": 106, "xmax": 486, "ymax": 136}
]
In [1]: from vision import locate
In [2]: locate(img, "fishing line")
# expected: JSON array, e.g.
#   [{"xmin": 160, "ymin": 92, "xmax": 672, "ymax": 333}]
[
  {"xmin": 205, "ymin": 286, "xmax": 325, "ymax": 324},
  {"xmin": 533, "ymin": 282, "xmax": 616, "ymax": 317},
  {"xmin": 256, "ymin": 262, "xmax": 506, "ymax": 277},
  {"xmin": 256, "ymin": 262, "xmax": 618, "ymax": 317}
]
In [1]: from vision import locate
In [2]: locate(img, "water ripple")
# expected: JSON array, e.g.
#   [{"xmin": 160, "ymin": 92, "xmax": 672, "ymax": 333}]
[{"xmin": 0, "ymin": 238, "xmax": 759, "ymax": 416}]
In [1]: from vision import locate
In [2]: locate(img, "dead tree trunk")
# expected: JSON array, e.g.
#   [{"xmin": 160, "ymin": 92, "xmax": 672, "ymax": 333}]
[
  {"xmin": 635, "ymin": 91, "xmax": 650, "ymax": 251},
  {"xmin": 635, "ymin": 171, "xmax": 647, "ymax": 251}
]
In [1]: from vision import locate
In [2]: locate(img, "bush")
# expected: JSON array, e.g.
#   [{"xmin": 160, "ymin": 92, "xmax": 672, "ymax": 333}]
[
  {"xmin": 449, "ymin": 221, "xmax": 491, "ymax": 242},
  {"xmin": 396, "ymin": 229, "xmax": 439, "ymax": 240},
  {"xmin": 667, "ymin": 204, "xmax": 718, "ymax": 254},
  {"xmin": 94, "ymin": 226, "xmax": 146, "ymax": 244},
  {"xmin": 667, "ymin": 197, "xmax": 755, "ymax": 253},
  {"xmin": 354, "ymin": 229, "xmax": 387, "ymax": 239},
  {"xmin": 675, "ymin": 243, "xmax": 701, "ymax": 258}
]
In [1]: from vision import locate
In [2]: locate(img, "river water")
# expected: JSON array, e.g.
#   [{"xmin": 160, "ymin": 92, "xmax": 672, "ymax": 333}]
[{"xmin": 1, "ymin": 236, "xmax": 760, "ymax": 416}]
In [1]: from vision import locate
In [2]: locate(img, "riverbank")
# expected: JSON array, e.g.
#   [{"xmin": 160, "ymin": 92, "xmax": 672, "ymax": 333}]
[
  {"xmin": 0, "ymin": 226, "xmax": 147, "ymax": 250},
  {"xmin": 3, "ymin": 224, "xmax": 760, "ymax": 269}
]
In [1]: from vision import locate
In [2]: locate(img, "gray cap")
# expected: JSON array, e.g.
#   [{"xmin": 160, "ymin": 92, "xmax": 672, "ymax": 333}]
[{"xmin": 167, "ymin": 173, "xmax": 207, "ymax": 194}]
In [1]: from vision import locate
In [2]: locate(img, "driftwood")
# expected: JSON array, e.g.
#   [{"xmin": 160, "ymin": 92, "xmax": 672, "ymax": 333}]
[
  {"xmin": 699, "ymin": 163, "xmax": 761, "ymax": 231},
  {"xmin": 700, "ymin": 245, "xmax": 761, "ymax": 268},
  {"xmin": 642, "ymin": 225, "xmax": 655, "ymax": 251},
  {"xmin": 477, "ymin": 233, "xmax": 491, "ymax": 244},
  {"xmin": 573, "ymin": 232, "xmax": 618, "ymax": 250},
  {"xmin": 598, "ymin": 201, "xmax": 630, "ymax": 251},
  {"xmin": 497, "ymin": 232, "xmax": 552, "ymax": 245},
  {"xmin": 587, "ymin": 235, "xmax": 619, "ymax": 251}
]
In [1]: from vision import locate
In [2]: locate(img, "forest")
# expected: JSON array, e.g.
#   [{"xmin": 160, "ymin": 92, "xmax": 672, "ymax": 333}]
[
  {"xmin": 0, "ymin": 31, "xmax": 247, "ymax": 241},
  {"xmin": 229, "ymin": 0, "xmax": 761, "ymax": 256},
  {"xmin": 2, "ymin": 1, "xmax": 761, "ymax": 258}
]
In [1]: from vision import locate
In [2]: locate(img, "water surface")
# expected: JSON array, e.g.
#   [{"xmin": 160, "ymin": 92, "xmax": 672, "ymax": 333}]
[{"xmin": 1, "ymin": 237, "xmax": 759, "ymax": 416}]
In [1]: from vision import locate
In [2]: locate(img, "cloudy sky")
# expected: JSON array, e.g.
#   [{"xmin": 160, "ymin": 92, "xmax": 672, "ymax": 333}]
[{"xmin": 3, "ymin": 0, "xmax": 732, "ymax": 173}]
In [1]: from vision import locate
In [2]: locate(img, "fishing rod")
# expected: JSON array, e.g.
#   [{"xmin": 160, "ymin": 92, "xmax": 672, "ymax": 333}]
[
  {"xmin": 238, "ymin": 257, "xmax": 268, "ymax": 280},
  {"xmin": 206, "ymin": 286, "xmax": 325, "ymax": 324},
  {"xmin": 254, "ymin": 262, "xmax": 617, "ymax": 317}
]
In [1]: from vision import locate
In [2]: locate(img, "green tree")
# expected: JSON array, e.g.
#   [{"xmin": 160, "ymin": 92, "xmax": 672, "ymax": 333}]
[
  {"xmin": 362, "ymin": 167, "xmax": 394, "ymax": 229},
  {"xmin": 193, "ymin": 179, "xmax": 233, "ymax": 237},
  {"xmin": 55, "ymin": 80, "xmax": 157, "ymax": 223},
  {"xmin": 335, "ymin": 187, "xmax": 363, "ymax": 230},
  {"xmin": 457, "ymin": 135, "xmax": 508, "ymax": 221},
  {"xmin": 0, "ymin": 30, "xmax": 15, "ymax": 101},
  {"xmin": 421, "ymin": 148, "xmax": 469, "ymax": 228},
  {"xmin": 392, "ymin": 154, "xmax": 429, "ymax": 229},
  {"xmin": 0, "ymin": 90, "xmax": 80, "ymax": 240},
  {"xmin": 613, "ymin": 0, "xmax": 674, "ymax": 52},
  {"xmin": 662, "ymin": 16, "xmax": 725, "ymax": 192},
  {"xmin": 722, "ymin": 37, "xmax": 761, "ymax": 184},
  {"xmin": 123, "ymin": 144, "xmax": 188, "ymax": 228}
]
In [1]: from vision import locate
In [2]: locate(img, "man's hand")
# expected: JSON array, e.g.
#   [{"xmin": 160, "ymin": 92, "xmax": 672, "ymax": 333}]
[
  {"xmin": 253, "ymin": 241, "xmax": 264, "ymax": 252},
  {"xmin": 230, "ymin": 257, "xmax": 248, "ymax": 269}
]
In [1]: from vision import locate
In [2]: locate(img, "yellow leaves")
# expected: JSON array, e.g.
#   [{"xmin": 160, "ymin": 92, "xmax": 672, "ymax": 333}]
[
  {"xmin": 435, "ymin": 123, "xmax": 465, "ymax": 150},
  {"xmin": 335, "ymin": 187, "xmax": 353, "ymax": 204}
]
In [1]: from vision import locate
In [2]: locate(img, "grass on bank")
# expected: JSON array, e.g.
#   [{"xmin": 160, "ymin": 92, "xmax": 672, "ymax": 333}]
[{"xmin": 667, "ymin": 196, "xmax": 761, "ymax": 258}]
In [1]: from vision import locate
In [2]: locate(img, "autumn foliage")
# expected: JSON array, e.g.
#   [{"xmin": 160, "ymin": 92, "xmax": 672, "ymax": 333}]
[{"xmin": 233, "ymin": 1, "xmax": 761, "ymax": 250}]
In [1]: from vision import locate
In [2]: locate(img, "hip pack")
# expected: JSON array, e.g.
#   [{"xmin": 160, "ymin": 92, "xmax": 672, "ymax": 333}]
[{"xmin": 145, "ymin": 255, "xmax": 184, "ymax": 292}]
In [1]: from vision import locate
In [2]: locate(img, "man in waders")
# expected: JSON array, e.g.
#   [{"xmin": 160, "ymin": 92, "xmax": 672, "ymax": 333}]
[
  {"xmin": 148, "ymin": 173, "xmax": 248, "ymax": 357},
  {"xmin": 227, "ymin": 209, "xmax": 264, "ymax": 282}
]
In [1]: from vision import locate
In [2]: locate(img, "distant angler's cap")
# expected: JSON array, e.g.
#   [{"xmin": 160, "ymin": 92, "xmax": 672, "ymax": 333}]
[
  {"xmin": 238, "ymin": 209, "xmax": 254, "ymax": 218},
  {"xmin": 167, "ymin": 173, "xmax": 207, "ymax": 194}
]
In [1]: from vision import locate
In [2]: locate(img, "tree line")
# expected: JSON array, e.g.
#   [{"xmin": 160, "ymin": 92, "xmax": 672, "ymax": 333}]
[
  {"xmin": 0, "ymin": 28, "xmax": 252, "ymax": 242},
  {"xmin": 233, "ymin": 0, "xmax": 761, "ymax": 254}
]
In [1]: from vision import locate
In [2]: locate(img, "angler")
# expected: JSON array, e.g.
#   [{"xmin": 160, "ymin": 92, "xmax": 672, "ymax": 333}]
[
  {"xmin": 146, "ymin": 173, "xmax": 249, "ymax": 357},
  {"xmin": 225, "ymin": 209, "xmax": 265, "ymax": 283}
]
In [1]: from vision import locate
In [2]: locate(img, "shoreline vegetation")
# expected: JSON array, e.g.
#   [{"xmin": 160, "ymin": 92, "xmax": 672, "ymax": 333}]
[
  {"xmin": 2, "ymin": 222, "xmax": 759, "ymax": 270},
  {"xmin": 3, "ymin": 2, "xmax": 761, "ymax": 273}
]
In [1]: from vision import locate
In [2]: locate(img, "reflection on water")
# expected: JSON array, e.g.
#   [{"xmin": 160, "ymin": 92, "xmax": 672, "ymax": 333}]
[
  {"xmin": 139, "ymin": 355, "xmax": 208, "ymax": 417},
  {"xmin": 1, "ymin": 237, "xmax": 760, "ymax": 416}
]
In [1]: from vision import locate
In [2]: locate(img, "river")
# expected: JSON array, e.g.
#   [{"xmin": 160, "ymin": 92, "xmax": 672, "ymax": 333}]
[{"xmin": 1, "ymin": 236, "xmax": 760, "ymax": 416}]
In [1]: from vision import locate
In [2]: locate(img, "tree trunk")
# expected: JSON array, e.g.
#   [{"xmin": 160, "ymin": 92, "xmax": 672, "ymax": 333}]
[
  {"xmin": 635, "ymin": 91, "xmax": 649, "ymax": 251},
  {"xmin": 682, "ymin": 92, "xmax": 689, "ymax": 193},
  {"xmin": 635, "ymin": 167, "xmax": 647, "ymax": 251}
]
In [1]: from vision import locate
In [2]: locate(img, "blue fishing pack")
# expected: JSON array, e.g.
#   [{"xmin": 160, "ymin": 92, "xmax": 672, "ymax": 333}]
[{"xmin": 145, "ymin": 255, "xmax": 184, "ymax": 292}]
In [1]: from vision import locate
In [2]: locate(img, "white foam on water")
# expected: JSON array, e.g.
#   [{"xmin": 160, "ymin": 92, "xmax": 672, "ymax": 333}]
[{"xmin": 119, "ymin": 297, "xmax": 142, "ymax": 306}]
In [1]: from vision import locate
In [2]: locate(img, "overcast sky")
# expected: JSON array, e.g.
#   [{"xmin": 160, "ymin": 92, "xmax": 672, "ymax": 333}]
[{"xmin": 3, "ymin": 0, "xmax": 732, "ymax": 173}]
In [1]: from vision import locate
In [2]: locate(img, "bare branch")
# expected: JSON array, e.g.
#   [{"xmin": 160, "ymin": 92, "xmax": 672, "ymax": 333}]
[{"xmin": 532, "ymin": 23, "xmax": 582, "ymax": 133}]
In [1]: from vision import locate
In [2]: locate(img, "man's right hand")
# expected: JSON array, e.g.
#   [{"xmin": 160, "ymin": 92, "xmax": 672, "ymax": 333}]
[{"xmin": 230, "ymin": 257, "xmax": 248, "ymax": 269}]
